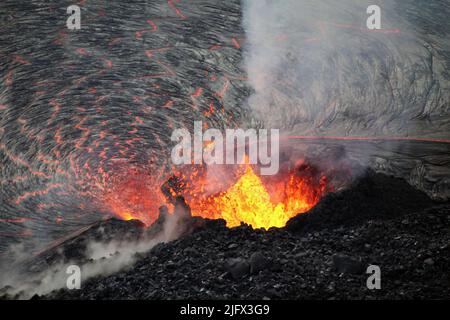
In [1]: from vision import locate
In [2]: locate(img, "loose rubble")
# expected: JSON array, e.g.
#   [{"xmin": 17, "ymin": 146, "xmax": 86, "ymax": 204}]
[{"xmin": 22, "ymin": 172, "xmax": 450, "ymax": 300}]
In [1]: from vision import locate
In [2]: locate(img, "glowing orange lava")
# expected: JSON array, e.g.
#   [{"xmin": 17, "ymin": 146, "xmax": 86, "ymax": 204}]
[
  {"xmin": 186, "ymin": 165, "xmax": 327, "ymax": 229},
  {"xmin": 104, "ymin": 162, "xmax": 328, "ymax": 230},
  {"xmin": 102, "ymin": 168, "xmax": 165, "ymax": 226}
]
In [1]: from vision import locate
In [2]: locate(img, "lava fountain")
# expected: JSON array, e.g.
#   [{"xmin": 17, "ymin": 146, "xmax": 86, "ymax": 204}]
[
  {"xmin": 164, "ymin": 161, "xmax": 329, "ymax": 229},
  {"xmin": 100, "ymin": 151, "xmax": 329, "ymax": 229}
]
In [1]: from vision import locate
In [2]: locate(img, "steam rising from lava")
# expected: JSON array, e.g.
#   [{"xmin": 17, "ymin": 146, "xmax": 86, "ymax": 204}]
[{"xmin": 242, "ymin": 0, "xmax": 450, "ymax": 137}]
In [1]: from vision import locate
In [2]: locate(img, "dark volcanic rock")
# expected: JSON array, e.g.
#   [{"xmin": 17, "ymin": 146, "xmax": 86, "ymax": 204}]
[
  {"xmin": 286, "ymin": 170, "xmax": 436, "ymax": 233},
  {"xmin": 18, "ymin": 218, "xmax": 147, "ymax": 275},
  {"xmin": 249, "ymin": 252, "xmax": 270, "ymax": 274},
  {"xmin": 332, "ymin": 254, "xmax": 365, "ymax": 275},
  {"xmin": 34, "ymin": 173, "xmax": 450, "ymax": 300},
  {"xmin": 226, "ymin": 258, "xmax": 250, "ymax": 279},
  {"xmin": 42, "ymin": 203, "xmax": 450, "ymax": 300}
]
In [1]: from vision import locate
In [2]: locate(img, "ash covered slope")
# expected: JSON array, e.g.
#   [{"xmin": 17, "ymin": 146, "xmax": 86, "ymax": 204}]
[{"xmin": 39, "ymin": 172, "xmax": 449, "ymax": 300}]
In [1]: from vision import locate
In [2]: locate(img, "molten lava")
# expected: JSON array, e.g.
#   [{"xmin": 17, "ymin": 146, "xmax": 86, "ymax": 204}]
[
  {"xmin": 104, "ymin": 162, "xmax": 328, "ymax": 230},
  {"xmin": 102, "ymin": 166, "xmax": 165, "ymax": 226},
  {"xmin": 186, "ymin": 164, "xmax": 327, "ymax": 229}
]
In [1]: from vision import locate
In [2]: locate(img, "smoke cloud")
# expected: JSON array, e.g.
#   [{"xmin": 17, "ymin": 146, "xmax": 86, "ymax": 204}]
[
  {"xmin": 0, "ymin": 207, "xmax": 190, "ymax": 299},
  {"xmin": 242, "ymin": 0, "xmax": 450, "ymax": 138}
]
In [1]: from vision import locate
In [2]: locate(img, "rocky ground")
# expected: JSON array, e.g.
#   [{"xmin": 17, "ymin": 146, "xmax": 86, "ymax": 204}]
[{"xmin": 2, "ymin": 171, "xmax": 446, "ymax": 300}]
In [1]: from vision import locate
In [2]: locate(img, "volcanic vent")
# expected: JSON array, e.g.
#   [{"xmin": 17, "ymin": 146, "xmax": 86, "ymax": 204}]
[
  {"xmin": 161, "ymin": 160, "xmax": 330, "ymax": 229},
  {"xmin": 99, "ymin": 150, "xmax": 332, "ymax": 230}
]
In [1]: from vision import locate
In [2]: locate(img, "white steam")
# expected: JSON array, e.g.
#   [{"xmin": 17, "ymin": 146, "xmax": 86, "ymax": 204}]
[
  {"xmin": 242, "ymin": 0, "xmax": 449, "ymax": 138},
  {"xmin": 0, "ymin": 210, "xmax": 188, "ymax": 299}
]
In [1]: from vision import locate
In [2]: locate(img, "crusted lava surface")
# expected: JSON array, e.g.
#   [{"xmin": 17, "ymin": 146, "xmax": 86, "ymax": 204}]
[{"xmin": 3, "ymin": 171, "xmax": 447, "ymax": 300}]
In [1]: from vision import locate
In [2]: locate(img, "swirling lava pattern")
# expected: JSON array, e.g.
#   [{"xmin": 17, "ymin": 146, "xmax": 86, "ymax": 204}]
[
  {"xmin": 0, "ymin": 0, "xmax": 248, "ymax": 251},
  {"xmin": 1, "ymin": 0, "xmax": 450, "ymax": 253}
]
